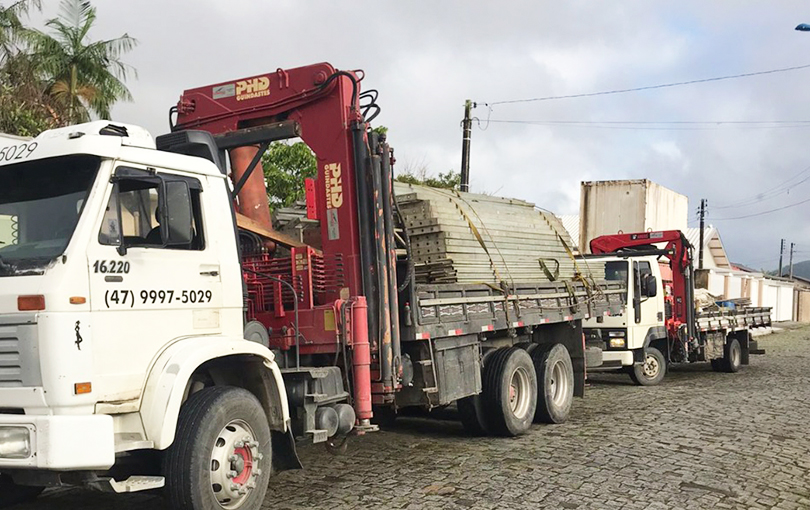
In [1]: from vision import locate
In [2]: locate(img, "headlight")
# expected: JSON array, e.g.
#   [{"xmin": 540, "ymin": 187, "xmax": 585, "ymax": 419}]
[
  {"xmin": 0, "ymin": 427, "xmax": 31, "ymax": 459},
  {"xmin": 609, "ymin": 338, "xmax": 626, "ymax": 349},
  {"xmin": 608, "ymin": 331, "xmax": 625, "ymax": 337}
]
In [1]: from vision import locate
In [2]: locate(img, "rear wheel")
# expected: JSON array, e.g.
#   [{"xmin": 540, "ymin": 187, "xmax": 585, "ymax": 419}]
[
  {"xmin": 481, "ymin": 347, "xmax": 538, "ymax": 436},
  {"xmin": 630, "ymin": 347, "xmax": 666, "ymax": 386},
  {"xmin": 532, "ymin": 344, "xmax": 574, "ymax": 424},
  {"xmin": 0, "ymin": 475, "xmax": 43, "ymax": 508},
  {"xmin": 163, "ymin": 386, "xmax": 273, "ymax": 510},
  {"xmin": 720, "ymin": 338, "xmax": 742, "ymax": 373},
  {"xmin": 710, "ymin": 359, "xmax": 723, "ymax": 372}
]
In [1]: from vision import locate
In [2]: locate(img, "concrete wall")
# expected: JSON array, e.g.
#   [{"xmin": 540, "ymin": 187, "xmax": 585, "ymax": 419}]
[
  {"xmin": 579, "ymin": 179, "xmax": 688, "ymax": 252},
  {"xmin": 697, "ymin": 267, "xmax": 795, "ymax": 322},
  {"xmin": 794, "ymin": 290, "xmax": 810, "ymax": 323}
]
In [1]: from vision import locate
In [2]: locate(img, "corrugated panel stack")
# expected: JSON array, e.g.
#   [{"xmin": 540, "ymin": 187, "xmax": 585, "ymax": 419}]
[{"xmin": 394, "ymin": 183, "xmax": 603, "ymax": 285}]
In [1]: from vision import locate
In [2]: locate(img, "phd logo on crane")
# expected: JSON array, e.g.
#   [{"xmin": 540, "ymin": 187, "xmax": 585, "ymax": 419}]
[
  {"xmin": 236, "ymin": 76, "xmax": 270, "ymax": 101},
  {"xmin": 324, "ymin": 163, "xmax": 344, "ymax": 209}
]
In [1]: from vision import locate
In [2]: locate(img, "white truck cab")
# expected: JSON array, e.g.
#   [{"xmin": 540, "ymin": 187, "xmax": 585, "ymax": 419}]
[
  {"xmin": 0, "ymin": 122, "xmax": 296, "ymax": 509},
  {"xmin": 584, "ymin": 255, "xmax": 667, "ymax": 385}
]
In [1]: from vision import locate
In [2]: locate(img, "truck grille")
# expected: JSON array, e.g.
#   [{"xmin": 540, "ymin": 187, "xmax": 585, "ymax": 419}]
[
  {"xmin": 0, "ymin": 317, "xmax": 41, "ymax": 388},
  {"xmin": 0, "ymin": 338, "xmax": 23, "ymax": 387}
]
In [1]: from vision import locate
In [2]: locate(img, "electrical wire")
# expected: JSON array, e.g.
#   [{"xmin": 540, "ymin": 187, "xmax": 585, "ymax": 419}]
[
  {"xmin": 484, "ymin": 62, "xmax": 810, "ymax": 106},
  {"xmin": 481, "ymin": 119, "xmax": 810, "ymax": 131},
  {"xmin": 712, "ymin": 196, "xmax": 810, "ymax": 220},
  {"xmin": 712, "ymin": 164, "xmax": 810, "ymax": 209}
]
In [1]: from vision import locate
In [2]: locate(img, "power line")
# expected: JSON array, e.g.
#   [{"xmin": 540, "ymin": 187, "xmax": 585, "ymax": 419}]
[
  {"xmin": 713, "ymin": 163, "xmax": 810, "ymax": 209},
  {"xmin": 482, "ymin": 119, "xmax": 810, "ymax": 131},
  {"xmin": 484, "ymin": 62, "xmax": 810, "ymax": 106},
  {"xmin": 712, "ymin": 196, "xmax": 810, "ymax": 220}
]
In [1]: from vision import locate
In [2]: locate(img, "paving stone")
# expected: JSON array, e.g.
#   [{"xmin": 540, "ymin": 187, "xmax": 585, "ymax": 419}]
[{"xmin": 15, "ymin": 325, "xmax": 810, "ymax": 509}]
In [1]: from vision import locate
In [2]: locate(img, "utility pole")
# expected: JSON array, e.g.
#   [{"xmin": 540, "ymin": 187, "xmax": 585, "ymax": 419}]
[
  {"xmin": 698, "ymin": 199, "xmax": 706, "ymax": 270},
  {"xmin": 789, "ymin": 242, "xmax": 795, "ymax": 279},
  {"xmin": 460, "ymin": 100, "xmax": 473, "ymax": 192},
  {"xmin": 779, "ymin": 238, "xmax": 785, "ymax": 277}
]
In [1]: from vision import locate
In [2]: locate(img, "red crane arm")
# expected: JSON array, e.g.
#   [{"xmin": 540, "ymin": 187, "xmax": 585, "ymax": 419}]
[
  {"xmin": 172, "ymin": 62, "xmax": 367, "ymax": 299},
  {"xmin": 589, "ymin": 230, "xmax": 695, "ymax": 342}
]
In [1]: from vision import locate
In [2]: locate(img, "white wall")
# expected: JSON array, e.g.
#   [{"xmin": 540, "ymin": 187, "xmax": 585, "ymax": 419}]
[{"xmin": 698, "ymin": 268, "xmax": 794, "ymax": 322}]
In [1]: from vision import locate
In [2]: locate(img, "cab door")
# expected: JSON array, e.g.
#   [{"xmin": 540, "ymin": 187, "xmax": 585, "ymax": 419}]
[
  {"xmin": 629, "ymin": 260, "xmax": 663, "ymax": 348},
  {"xmin": 86, "ymin": 166, "xmax": 223, "ymax": 403}
]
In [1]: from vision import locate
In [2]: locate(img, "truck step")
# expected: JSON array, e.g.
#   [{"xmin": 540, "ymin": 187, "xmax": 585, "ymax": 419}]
[
  {"xmin": 107, "ymin": 476, "xmax": 165, "ymax": 493},
  {"xmin": 422, "ymin": 387, "xmax": 439, "ymax": 394},
  {"xmin": 416, "ymin": 360, "xmax": 434, "ymax": 366}
]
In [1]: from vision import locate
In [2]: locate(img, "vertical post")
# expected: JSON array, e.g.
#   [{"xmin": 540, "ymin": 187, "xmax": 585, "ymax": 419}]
[
  {"xmin": 789, "ymin": 242, "xmax": 795, "ymax": 279},
  {"xmin": 460, "ymin": 100, "xmax": 473, "ymax": 192},
  {"xmin": 779, "ymin": 239, "xmax": 785, "ymax": 277},
  {"xmin": 698, "ymin": 198, "xmax": 706, "ymax": 270}
]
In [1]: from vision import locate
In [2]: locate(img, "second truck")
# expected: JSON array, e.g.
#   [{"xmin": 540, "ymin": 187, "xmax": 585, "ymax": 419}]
[{"xmin": 583, "ymin": 230, "xmax": 771, "ymax": 386}]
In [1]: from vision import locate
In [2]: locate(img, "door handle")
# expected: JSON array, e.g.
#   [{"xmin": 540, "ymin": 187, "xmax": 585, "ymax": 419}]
[{"xmin": 200, "ymin": 270, "xmax": 219, "ymax": 276}]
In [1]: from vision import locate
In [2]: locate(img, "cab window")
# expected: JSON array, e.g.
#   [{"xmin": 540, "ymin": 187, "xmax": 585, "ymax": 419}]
[{"xmin": 98, "ymin": 171, "xmax": 205, "ymax": 250}]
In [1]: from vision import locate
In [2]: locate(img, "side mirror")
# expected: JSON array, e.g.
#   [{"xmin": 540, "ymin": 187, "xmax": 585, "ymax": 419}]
[
  {"xmin": 643, "ymin": 273, "xmax": 658, "ymax": 298},
  {"xmin": 160, "ymin": 180, "xmax": 193, "ymax": 246}
]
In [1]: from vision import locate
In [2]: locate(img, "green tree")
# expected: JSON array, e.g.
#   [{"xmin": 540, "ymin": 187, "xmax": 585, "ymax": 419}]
[
  {"xmin": 0, "ymin": 0, "xmax": 38, "ymax": 59},
  {"xmin": 262, "ymin": 141, "xmax": 317, "ymax": 210},
  {"xmin": 395, "ymin": 169, "xmax": 460, "ymax": 190},
  {"xmin": 0, "ymin": 0, "xmax": 58, "ymax": 136},
  {"xmin": 27, "ymin": 0, "xmax": 137, "ymax": 124}
]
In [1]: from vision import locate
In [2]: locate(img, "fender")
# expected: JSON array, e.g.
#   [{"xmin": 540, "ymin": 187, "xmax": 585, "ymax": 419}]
[
  {"xmin": 635, "ymin": 326, "xmax": 668, "ymax": 363},
  {"xmin": 139, "ymin": 335, "xmax": 290, "ymax": 450},
  {"xmin": 642, "ymin": 326, "xmax": 667, "ymax": 350}
]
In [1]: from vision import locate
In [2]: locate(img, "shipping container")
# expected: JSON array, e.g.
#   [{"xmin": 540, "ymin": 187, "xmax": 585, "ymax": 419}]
[{"xmin": 579, "ymin": 179, "xmax": 688, "ymax": 253}]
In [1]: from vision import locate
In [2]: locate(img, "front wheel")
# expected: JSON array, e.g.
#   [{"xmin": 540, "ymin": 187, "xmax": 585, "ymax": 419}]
[
  {"xmin": 630, "ymin": 347, "xmax": 666, "ymax": 386},
  {"xmin": 482, "ymin": 347, "xmax": 538, "ymax": 436},
  {"xmin": 0, "ymin": 475, "xmax": 43, "ymax": 508},
  {"xmin": 163, "ymin": 386, "xmax": 273, "ymax": 510}
]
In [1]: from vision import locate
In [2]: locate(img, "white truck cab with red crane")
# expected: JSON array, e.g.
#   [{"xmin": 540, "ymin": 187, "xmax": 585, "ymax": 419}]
[
  {"xmin": 583, "ymin": 230, "xmax": 770, "ymax": 385},
  {"xmin": 0, "ymin": 121, "xmax": 301, "ymax": 509}
]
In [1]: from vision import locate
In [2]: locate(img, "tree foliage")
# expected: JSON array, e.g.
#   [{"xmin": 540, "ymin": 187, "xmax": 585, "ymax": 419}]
[
  {"xmin": 262, "ymin": 141, "xmax": 317, "ymax": 210},
  {"xmin": 0, "ymin": 0, "xmax": 136, "ymax": 135},
  {"xmin": 395, "ymin": 168, "xmax": 461, "ymax": 190}
]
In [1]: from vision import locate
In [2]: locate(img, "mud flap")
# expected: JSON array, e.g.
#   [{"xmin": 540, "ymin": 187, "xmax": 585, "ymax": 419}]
[{"xmin": 272, "ymin": 429, "xmax": 303, "ymax": 472}]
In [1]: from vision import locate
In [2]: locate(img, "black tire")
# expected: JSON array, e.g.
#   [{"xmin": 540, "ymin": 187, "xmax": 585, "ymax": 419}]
[
  {"xmin": 163, "ymin": 386, "xmax": 272, "ymax": 510},
  {"xmin": 457, "ymin": 394, "xmax": 489, "ymax": 436},
  {"xmin": 481, "ymin": 347, "xmax": 538, "ymax": 436},
  {"xmin": 629, "ymin": 347, "xmax": 666, "ymax": 386},
  {"xmin": 720, "ymin": 338, "xmax": 742, "ymax": 373},
  {"xmin": 532, "ymin": 344, "xmax": 574, "ymax": 424},
  {"xmin": 0, "ymin": 475, "xmax": 43, "ymax": 508},
  {"xmin": 710, "ymin": 359, "xmax": 724, "ymax": 372}
]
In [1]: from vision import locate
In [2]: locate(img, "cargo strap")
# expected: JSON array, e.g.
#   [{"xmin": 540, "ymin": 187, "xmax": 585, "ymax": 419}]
[
  {"xmin": 433, "ymin": 189, "xmax": 519, "ymax": 333},
  {"xmin": 434, "ymin": 189, "xmax": 515, "ymax": 289}
]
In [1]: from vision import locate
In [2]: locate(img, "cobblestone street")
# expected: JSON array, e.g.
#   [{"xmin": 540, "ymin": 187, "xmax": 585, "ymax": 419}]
[{"xmin": 19, "ymin": 325, "xmax": 810, "ymax": 509}]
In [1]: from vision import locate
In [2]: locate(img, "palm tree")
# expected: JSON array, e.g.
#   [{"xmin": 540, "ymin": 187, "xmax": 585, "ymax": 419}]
[
  {"xmin": 27, "ymin": 0, "xmax": 137, "ymax": 124},
  {"xmin": 0, "ymin": 0, "xmax": 40, "ymax": 61}
]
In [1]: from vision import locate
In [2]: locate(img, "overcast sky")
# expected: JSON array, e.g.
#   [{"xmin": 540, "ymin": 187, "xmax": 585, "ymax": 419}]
[{"xmin": 40, "ymin": 0, "xmax": 810, "ymax": 270}]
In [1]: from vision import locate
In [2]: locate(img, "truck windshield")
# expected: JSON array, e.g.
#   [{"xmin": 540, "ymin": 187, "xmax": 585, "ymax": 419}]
[{"xmin": 0, "ymin": 155, "xmax": 99, "ymax": 275}]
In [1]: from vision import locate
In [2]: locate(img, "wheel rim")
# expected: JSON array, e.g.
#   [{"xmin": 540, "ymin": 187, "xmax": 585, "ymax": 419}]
[
  {"xmin": 508, "ymin": 366, "xmax": 532, "ymax": 419},
  {"xmin": 549, "ymin": 360, "xmax": 569, "ymax": 406},
  {"xmin": 210, "ymin": 419, "xmax": 262, "ymax": 509},
  {"xmin": 642, "ymin": 354, "xmax": 660, "ymax": 378}
]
